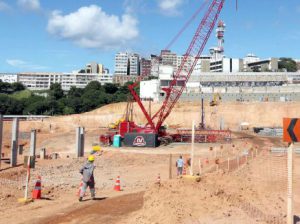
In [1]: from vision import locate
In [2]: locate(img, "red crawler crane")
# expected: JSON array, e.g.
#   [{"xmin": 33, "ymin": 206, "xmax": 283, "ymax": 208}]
[{"xmin": 104, "ymin": 0, "xmax": 228, "ymax": 147}]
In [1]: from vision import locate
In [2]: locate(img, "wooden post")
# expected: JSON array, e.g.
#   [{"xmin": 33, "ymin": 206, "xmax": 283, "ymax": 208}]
[
  {"xmin": 287, "ymin": 143, "xmax": 294, "ymax": 224},
  {"xmin": 190, "ymin": 120, "xmax": 195, "ymax": 176},
  {"xmin": 251, "ymin": 151, "xmax": 254, "ymax": 160},
  {"xmin": 169, "ymin": 154, "xmax": 172, "ymax": 179}
]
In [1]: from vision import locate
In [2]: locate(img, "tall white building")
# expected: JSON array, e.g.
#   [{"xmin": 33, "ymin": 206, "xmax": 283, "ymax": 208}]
[
  {"xmin": 129, "ymin": 53, "xmax": 140, "ymax": 76},
  {"xmin": 151, "ymin": 55, "xmax": 160, "ymax": 77},
  {"xmin": 161, "ymin": 50, "xmax": 177, "ymax": 67},
  {"xmin": 114, "ymin": 52, "xmax": 129, "ymax": 76}
]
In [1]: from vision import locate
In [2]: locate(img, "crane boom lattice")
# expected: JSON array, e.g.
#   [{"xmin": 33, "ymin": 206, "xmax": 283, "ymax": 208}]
[{"xmin": 155, "ymin": 0, "xmax": 225, "ymax": 131}]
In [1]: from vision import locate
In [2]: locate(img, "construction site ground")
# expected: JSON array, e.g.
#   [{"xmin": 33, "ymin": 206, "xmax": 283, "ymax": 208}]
[{"xmin": 1, "ymin": 101, "xmax": 300, "ymax": 224}]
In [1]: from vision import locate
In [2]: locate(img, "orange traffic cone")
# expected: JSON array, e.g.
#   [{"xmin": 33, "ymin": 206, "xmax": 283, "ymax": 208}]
[
  {"xmin": 156, "ymin": 174, "xmax": 161, "ymax": 185},
  {"xmin": 114, "ymin": 176, "xmax": 121, "ymax": 191},
  {"xmin": 32, "ymin": 176, "xmax": 42, "ymax": 199},
  {"xmin": 77, "ymin": 181, "xmax": 85, "ymax": 197}
]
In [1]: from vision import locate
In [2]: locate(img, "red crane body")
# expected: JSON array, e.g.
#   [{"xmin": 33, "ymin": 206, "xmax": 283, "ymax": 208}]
[{"xmin": 127, "ymin": 0, "xmax": 225, "ymax": 136}]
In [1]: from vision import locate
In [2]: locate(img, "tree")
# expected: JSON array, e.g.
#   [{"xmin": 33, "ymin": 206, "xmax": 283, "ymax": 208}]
[
  {"xmin": 0, "ymin": 81, "xmax": 13, "ymax": 94},
  {"xmin": 104, "ymin": 83, "xmax": 118, "ymax": 94},
  {"xmin": 68, "ymin": 86, "xmax": 83, "ymax": 98},
  {"xmin": 63, "ymin": 106, "xmax": 75, "ymax": 115},
  {"xmin": 85, "ymin": 81, "xmax": 102, "ymax": 91},
  {"xmin": 49, "ymin": 83, "xmax": 64, "ymax": 100},
  {"xmin": 279, "ymin": 58, "xmax": 297, "ymax": 72},
  {"xmin": 0, "ymin": 94, "xmax": 24, "ymax": 115},
  {"xmin": 23, "ymin": 100, "xmax": 50, "ymax": 115},
  {"xmin": 11, "ymin": 82, "xmax": 25, "ymax": 92}
]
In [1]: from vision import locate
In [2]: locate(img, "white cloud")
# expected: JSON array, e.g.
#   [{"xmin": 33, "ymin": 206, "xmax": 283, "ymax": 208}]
[
  {"xmin": 47, "ymin": 5, "xmax": 139, "ymax": 50},
  {"xmin": 6, "ymin": 59, "xmax": 48, "ymax": 70},
  {"xmin": 6, "ymin": 59, "xmax": 26, "ymax": 67},
  {"xmin": 123, "ymin": 0, "xmax": 147, "ymax": 14},
  {"xmin": 0, "ymin": 1, "xmax": 10, "ymax": 11},
  {"xmin": 17, "ymin": 0, "xmax": 40, "ymax": 11},
  {"xmin": 158, "ymin": 0, "xmax": 185, "ymax": 16}
]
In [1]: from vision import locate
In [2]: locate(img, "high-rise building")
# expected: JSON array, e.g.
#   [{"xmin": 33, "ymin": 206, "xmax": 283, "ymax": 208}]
[
  {"xmin": 114, "ymin": 52, "xmax": 129, "ymax": 76},
  {"xmin": 129, "ymin": 53, "xmax": 140, "ymax": 76},
  {"xmin": 85, "ymin": 62, "xmax": 105, "ymax": 74},
  {"xmin": 140, "ymin": 58, "xmax": 151, "ymax": 77},
  {"xmin": 151, "ymin": 54, "xmax": 160, "ymax": 77},
  {"xmin": 161, "ymin": 50, "xmax": 177, "ymax": 67}
]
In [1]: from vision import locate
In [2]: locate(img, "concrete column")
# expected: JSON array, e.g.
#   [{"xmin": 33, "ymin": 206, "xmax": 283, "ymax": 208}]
[
  {"xmin": 10, "ymin": 118, "xmax": 19, "ymax": 167},
  {"xmin": 76, "ymin": 127, "xmax": 80, "ymax": 158},
  {"xmin": 220, "ymin": 117, "xmax": 225, "ymax": 130},
  {"xmin": 30, "ymin": 130, "xmax": 36, "ymax": 157},
  {"xmin": 18, "ymin": 145, "xmax": 23, "ymax": 155},
  {"xmin": 76, "ymin": 127, "xmax": 85, "ymax": 158},
  {"xmin": 0, "ymin": 114, "xmax": 3, "ymax": 168},
  {"xmin": 80, "ymin": 127, "xmax": 85, "ymax": 157},
  {"xmin": 29, "ymin": 130, "xmax": 36, "ymax": 168},
  {"xmin": 40, "ymin": 148, "xmax": 46, "ymax": 160}
]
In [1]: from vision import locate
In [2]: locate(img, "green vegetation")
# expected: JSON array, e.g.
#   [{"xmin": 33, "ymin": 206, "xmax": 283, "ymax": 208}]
[
  {"xmin": 278, "ymin": 58, "xmax": 298, "ymax": 72},
  {"xmin": 0, "ymin": 80, "xmax": 136, "ymax": 115},
  {"xmin": 11, "ymin": 89, "xmax": 32, "ymax": 100}
]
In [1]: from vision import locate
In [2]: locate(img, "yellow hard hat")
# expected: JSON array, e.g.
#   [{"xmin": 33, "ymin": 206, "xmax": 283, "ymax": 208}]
[
  {"xmin": 92, "ymin": 145, "xmax": 101, "ymax": 152},
  {"xmin": 88, "ymin": 155, "xmax": 95, "ymax": 162}
]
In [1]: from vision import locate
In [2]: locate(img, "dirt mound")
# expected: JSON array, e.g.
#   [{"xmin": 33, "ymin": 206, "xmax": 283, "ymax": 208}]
[
  {"xmin": 42, "ymin": 101, "xmax": 300, "ymax": 131},
  {"xmin": 125, "ymin": 157, "xmax": 287, "ymax": 224},
  {"xmin": 6, "ymin": 101, "xmax": 299, "ymax": 136}
]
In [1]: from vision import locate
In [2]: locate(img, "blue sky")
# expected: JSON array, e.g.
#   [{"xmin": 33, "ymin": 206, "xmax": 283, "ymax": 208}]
[{"xmin": 0, "ymin": 0, "xmax": 299, "ymax": 73}]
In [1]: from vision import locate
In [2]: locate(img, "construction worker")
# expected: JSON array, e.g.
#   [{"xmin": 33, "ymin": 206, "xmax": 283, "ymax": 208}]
[
  {"xmin": 79, "ymin": 155, "xmax": 96, "ymax": 202},
  {"xmin": 176, "ymin": 155, "xmax": 185, "ymax": 176}
]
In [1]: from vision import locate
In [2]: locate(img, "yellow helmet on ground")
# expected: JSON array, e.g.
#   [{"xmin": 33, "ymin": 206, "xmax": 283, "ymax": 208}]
[
  {"xmin": 92, "ymin": 145, "xmax": 101, "ymax": 152},
  {"xmin": 88, "ymin": 155, "xmax": 95, "ymax": 162}
]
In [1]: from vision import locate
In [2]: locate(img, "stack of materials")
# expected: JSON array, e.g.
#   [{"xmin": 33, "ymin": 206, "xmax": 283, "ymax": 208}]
[{"xmin": 253, "ymin": 127, "xmax": 283, "ymax": 137}]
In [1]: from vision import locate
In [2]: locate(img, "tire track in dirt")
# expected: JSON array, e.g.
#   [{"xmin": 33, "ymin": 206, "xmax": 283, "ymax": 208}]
[{"xmin": 33, "ymin": 192, "xmax": 144, "ymax": 224}]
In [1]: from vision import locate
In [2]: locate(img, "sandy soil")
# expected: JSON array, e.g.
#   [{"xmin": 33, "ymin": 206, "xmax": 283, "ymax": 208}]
[{"xmin": 1, "ymin": 101, "xmax": 300, "ymax": 224}]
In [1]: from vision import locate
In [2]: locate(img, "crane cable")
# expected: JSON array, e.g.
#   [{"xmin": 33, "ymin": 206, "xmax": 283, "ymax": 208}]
[{"xmin": 165, "ymin": 0, "xmax": 210, "ymax": 50}]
